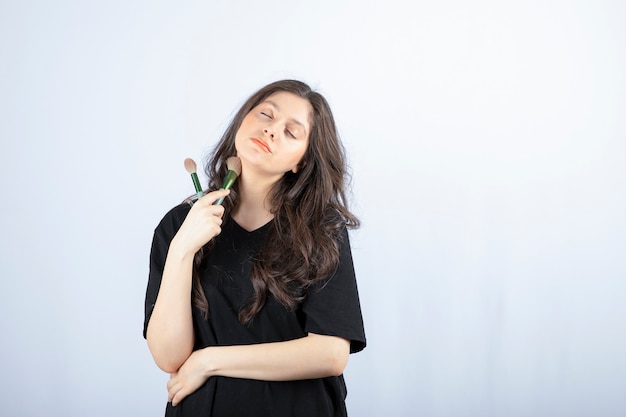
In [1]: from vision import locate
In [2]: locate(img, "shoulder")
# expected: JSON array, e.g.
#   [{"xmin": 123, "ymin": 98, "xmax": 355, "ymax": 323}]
[
  {"xmin": 154, "ymin": 202, "xmax": 192, "ymax": 237},
  {"xmin": 320, "ymin": 208, "xmax": 353, "ymax": 248},
  {"xmin": 322, "ymin": 206, "xmax": 359, "ymax": 235}
]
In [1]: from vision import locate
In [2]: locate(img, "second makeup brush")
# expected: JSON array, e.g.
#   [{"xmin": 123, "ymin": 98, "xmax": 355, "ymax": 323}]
[{"xmin": 184, "ymin": 158, "xmax": 204, "ymax": 200}]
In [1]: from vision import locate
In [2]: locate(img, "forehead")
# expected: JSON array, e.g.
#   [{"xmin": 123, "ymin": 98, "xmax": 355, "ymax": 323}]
[{"xmin": 261, "ymin": 91, "xmax": 312, "ymax": 131}]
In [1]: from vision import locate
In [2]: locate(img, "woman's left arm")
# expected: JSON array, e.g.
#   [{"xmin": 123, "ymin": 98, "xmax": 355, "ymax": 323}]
[{"xmin": 167, "ymin": 332, "xmax": 350, "ymax": 406}]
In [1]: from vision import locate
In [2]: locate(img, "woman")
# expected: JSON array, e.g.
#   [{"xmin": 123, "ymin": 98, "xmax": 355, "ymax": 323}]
[{"xmin": 144, "ymin": 79, "xmax": 366, "ymax": 416}]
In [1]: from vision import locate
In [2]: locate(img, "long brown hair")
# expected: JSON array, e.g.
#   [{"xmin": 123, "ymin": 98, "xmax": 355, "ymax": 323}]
[{"xmin": 192, "ymin": 79, "xmax": 359, "ymax": 324}]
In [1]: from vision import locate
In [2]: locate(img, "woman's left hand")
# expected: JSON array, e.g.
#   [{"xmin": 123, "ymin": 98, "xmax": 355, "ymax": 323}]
[{"xmin": 167, "ymin": 349, "xmax": 210, "ymax": 406}]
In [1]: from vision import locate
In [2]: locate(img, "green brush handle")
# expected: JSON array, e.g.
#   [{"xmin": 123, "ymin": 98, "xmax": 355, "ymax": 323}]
[
  {"xmin": 190, "ymin": 172, "xmax": 203, "ymax": 197},
  {"xmin": 213, "ymin": 170, "xmax": 238, "ymax": 205}
]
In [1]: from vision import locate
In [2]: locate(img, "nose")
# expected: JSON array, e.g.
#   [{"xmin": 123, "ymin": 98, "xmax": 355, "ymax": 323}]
[{"xmin": 263, "ymin": 127, "xmax": 274, "ymax": 140}]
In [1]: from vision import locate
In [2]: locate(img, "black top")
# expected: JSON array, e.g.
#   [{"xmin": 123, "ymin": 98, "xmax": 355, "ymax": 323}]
[{"xmin": 144, "ymin": 203, "xmax": 366, "ymax": 417}]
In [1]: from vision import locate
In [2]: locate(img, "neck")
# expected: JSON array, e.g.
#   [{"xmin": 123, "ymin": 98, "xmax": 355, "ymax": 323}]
[{"xmin": 231, "ymin": 171, "xmax": 277, "ymax": 232}]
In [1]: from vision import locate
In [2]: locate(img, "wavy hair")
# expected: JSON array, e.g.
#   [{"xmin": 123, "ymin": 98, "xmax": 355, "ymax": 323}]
[{"xmin": 192, "ymin": 79, "xmax": 359, "ymax": 324}]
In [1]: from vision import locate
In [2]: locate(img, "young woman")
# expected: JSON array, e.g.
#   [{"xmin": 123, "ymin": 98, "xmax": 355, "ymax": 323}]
[{"xmin": 144, "ymin": 79, "xmax": 366, "ymax": 416}]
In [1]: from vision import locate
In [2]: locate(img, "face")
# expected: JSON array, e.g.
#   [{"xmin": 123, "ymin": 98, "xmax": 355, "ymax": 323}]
[{"xmin": 235, "ymin": 91, "xmax": 312, "ymax": 179}]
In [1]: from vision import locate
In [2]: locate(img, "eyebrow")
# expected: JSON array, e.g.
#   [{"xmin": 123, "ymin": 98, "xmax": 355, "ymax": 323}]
[{"xmin": 264, "ymin": 100, "xmax": 308, "ymax": 136}]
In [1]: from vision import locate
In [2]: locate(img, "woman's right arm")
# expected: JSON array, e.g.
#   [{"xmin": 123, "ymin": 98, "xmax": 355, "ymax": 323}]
[{"xmin": 146, "ymin": 189, "xmax": 230, "ymax": 373}]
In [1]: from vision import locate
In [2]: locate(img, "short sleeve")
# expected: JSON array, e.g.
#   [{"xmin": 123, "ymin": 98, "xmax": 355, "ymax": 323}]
[
  {"xmin": 143, "ymin": 203, "xmax": 191, "ymax": 338},
  {"xmin": 301, "ymin": 227, "xmax": 366, "ymax": 353}
]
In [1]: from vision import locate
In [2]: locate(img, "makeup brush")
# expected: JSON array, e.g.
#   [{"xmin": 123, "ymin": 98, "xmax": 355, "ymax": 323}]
[
  {"xmin": 213, "ymin": 156, "xmax": 242, "ymax": 205},
  {"xmin": 184, "ymin": 158, "xmax": 204, "ymax": 200}
]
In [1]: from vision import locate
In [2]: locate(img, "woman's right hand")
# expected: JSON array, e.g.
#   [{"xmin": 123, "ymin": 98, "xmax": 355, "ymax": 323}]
[{"xmin": 170, "ymin": 189, "xmax": 231, "ymax": 257}]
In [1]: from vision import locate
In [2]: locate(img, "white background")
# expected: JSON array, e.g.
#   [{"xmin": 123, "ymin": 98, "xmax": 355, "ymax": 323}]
[{"xmin": 1, "ymin": 1, "xmax": 625, "ymax": 416}]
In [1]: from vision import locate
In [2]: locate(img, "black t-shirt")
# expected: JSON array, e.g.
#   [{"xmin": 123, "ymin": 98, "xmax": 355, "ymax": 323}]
[{"xmin": 144, "ymin": 203, "xmax": 366, "ymax": 417}]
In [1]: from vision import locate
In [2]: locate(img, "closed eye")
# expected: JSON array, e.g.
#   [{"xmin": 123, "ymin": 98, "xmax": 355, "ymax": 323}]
[
  {"xmin": 260, "ymin": 111, "xmax": 272, "ymax": 119},
  {"xmin": 286, "ymin": 129, "xmax": 296, "ymax": 139}
]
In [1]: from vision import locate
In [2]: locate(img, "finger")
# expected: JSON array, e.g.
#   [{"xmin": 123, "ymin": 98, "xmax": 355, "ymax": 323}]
[
  {"xmin": 205, "ymin": 205, "xmax": 226, "ymax": 220},
  {"xmin": 167, "ymin": 382, "xmax": 181, "ymax": 402},
  {"xmin": 166, "ymin": 374, "xmax": 178, "ymax": 390},
  {"xmin": 199, "ymin": 188, "xmax": 230, "ymax": 204},
  {"xmin": 172, "ymin": 387, "xmax": 189, "ymax": 407}
]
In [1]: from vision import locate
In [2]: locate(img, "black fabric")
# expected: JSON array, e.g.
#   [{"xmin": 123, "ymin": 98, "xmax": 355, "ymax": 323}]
[{"xmin": 144, "ymin": 203, "xmax": 366, "ymax": 417}]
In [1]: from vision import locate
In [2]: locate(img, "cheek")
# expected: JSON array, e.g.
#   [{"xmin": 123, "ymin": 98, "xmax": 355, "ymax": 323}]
[
  {"xmin": 290, "ymin": 142, "xmax": 308, "ymax": 163},
  {"xmin": 234, "ymin": 118, "xmax": 253, "ymax": 146},
  {"xmin": 237, "ymin": 118, "xmax": 251, "ymax": 135}
]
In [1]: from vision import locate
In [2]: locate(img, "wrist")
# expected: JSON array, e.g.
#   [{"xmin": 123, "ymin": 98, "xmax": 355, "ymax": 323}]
[
  {"xmin": 168, "ymin": 236, "xmax": 197, "ymax": 262},
  {"xmin": 201, "ymin": 346, "xmax": 218, "ymax": 377}
]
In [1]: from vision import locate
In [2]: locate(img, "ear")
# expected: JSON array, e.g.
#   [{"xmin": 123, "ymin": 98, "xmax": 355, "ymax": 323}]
[{"xmin": 291, "ymin": 159, "xmax": 306, "ymax": 174}]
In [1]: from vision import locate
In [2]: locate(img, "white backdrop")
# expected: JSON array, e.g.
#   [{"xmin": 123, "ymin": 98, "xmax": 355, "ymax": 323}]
[{"xmin": 1, "ymin": 1, "xmax": 625, "ymax": 416}]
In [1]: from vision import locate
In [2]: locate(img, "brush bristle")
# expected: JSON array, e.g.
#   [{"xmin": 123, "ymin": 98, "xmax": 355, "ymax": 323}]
[
  {"xmin": 184, "ymin": 158, "xmax": 197, "ymax": 174},
  {"xmin": 226, "ymin": 156, "xmax": 242, "ymax": 176}
]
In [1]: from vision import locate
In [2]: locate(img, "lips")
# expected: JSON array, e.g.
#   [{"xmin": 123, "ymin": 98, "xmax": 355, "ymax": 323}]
[{"xmin": 251, "ymin": 137, "xmax": 272, "ymax": 154}]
